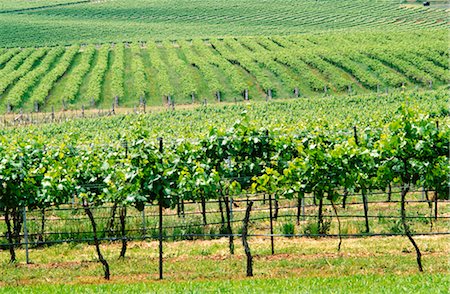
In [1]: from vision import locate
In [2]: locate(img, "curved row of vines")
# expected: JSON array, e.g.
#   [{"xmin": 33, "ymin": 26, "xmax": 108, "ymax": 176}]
[{"xmin": 0, "ymin": 29, "xmax": 447, "ymax": 112}]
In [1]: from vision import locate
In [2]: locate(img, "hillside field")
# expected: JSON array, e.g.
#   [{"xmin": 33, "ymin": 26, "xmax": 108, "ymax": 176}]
[
  {"xmin": 0, "ymin": 0, "xmax": 448, "ymax": 47},
  {"xmin": 0, "ymin": 30, "xmax": 448, "ymax": 113}
]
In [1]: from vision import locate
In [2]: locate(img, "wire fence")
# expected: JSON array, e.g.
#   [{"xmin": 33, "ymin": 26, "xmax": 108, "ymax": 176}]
[
  {"xmin": 1, "ymin": 188, "xmax": 448, "ymax": 252},
  {"xmin": 0, "ymin": 84, "xmax": 420, "ymax": 128}
]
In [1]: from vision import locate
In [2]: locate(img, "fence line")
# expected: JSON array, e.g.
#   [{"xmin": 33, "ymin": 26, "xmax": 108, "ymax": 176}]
[
  {"xmin": 12, "ymin": 196, "xmax": 448, "ymax": 219},
  {"xmin": 1, "ymin": 192, "xmax": 448, "ymax": 250},
  {"xmin": 7, "ymin": 212, "xmax": 450, "ymax": 240},
  {"xmin": 7, "ymin": 185, "xmax": 442, "ymax": 212}
]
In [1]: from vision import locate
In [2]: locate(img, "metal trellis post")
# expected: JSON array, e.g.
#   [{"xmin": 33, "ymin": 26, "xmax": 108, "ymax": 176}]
[{"xmin": 23, "ymin": 207, "xmax": 30, "ymax": 264}]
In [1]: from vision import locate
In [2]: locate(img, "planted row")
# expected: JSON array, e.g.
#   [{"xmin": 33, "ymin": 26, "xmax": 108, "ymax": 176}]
[
  {"xmin": 131, "ymin": 43, "xmax": 148, "ymax": 102},
  {"xmin": 6, "ymin": 48, "xmax": 65, "ymax": 108},
  {"xmin": 110, "ymin": 43, "xmax": 125, "ymax": 104},
  {"xmin": 64, "ymin": 45, "xmax": 96, "ymax": 103},
  {"xmin": 31, "ymin": 46, "xmax": 79, "ymax": 108},
  {"xmin": 85, "ymin": 45, "xmax": 110, "ymax": 105},
  {"xmin": 0, "ymin": 49, "xmax": 46, "ymax": 96}
]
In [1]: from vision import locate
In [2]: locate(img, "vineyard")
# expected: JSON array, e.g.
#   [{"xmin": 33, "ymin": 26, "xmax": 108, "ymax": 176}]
[
  {"xmin": 0, "ymin": 0, "xmax": 448, "ymax": 47},
  {"xmin": 0, "ymin": 92, "xmax": 449, "ymax": 283},
  {"xmin": 0, "ymin": 0, "xmax": 449, "ymax": 291},
  {"xmin": 0, "ymin": 30, "xmax": 448, "ymax": 113},
  {"xmin": 1, "ymin": 89, "xmax": 448, "ymax": 137}
]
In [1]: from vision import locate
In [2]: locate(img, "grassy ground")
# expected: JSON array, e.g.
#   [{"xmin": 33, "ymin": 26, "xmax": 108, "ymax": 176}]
[
  {"xmin": 2, "ymin": 190, "xmax": 446, "ymax": 291},
  {"xmin": 0, "ymin": 235, "xmax": 448, "ymax": 292},
  {"xmin": 2, "ymin": 274, "xmax": 448, "ymax": 293}
]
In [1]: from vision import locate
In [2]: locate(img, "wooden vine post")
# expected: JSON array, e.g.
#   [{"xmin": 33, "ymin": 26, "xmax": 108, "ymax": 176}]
[{"xmin": 242, "ymin": 201, "xmax": 254, "ymax": 277}]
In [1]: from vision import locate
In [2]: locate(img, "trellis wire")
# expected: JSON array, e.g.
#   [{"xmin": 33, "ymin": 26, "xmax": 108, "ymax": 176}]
[
  {"xmin": 3, "ymin": 232, "xmax": 450, "ymax": 248},
  {"xmin": 2, "ymin": 194, "xmax": 448, "ymax": 251}
]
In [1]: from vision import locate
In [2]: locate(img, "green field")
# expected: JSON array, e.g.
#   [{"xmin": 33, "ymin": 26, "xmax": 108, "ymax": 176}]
[
  {"xmin": 4, "ymin": 274, "xmax": 448, "ymax": 294},
  {"xmin": 0, "ymin": 0, "xmax": 448, "ymax": 47},
  {"xmin": 1, "ymin": 236, "xmax": 449, "ymax": 292}
]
